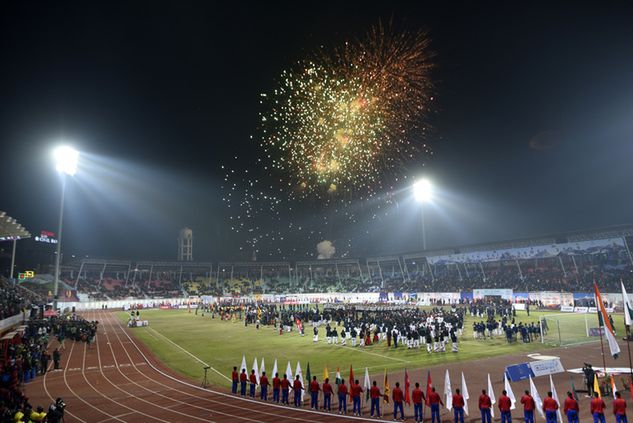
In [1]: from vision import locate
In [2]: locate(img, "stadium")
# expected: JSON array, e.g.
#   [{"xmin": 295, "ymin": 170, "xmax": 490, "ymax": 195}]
[{"xmin": 2, "ymin": 2, "xmax": 633, "ymax": 423}]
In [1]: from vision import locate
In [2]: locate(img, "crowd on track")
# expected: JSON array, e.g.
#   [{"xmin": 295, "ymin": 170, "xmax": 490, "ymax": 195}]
[{"xmin": 0, "ymin": 281, "xmax": 97, "ymax": 423}]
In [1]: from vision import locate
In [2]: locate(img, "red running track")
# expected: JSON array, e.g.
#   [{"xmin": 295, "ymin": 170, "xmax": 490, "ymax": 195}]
[{"xmin": 23, "ymin": 310, "xmax": 393, "ymax": 422}]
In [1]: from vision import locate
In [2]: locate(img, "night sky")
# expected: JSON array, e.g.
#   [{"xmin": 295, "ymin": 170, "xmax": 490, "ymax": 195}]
[{"xmin": 1, "ymin": 1, "xmax": 632, "ymax": 262}]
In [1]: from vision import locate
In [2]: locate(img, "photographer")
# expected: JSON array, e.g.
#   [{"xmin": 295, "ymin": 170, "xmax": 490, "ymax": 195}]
[{"xmin": 47, "ymin": 398, "xmax": 66, "ymax": 423}]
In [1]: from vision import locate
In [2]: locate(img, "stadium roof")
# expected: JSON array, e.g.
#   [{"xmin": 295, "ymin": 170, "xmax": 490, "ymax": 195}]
[{"xmin": 0, "ymin": 211, "xmax": 30, "ymax": 241}]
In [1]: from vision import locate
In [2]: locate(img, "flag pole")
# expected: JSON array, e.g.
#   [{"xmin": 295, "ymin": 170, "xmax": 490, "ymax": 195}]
[
  {"xmin": 595, "ymin": 279, "xmax": 608, "ymax": 373},
  {"xmin": 622, "ymin": 278, "xmax": 633, "ymax": 378},
  {"xmin": 626, "ymin": 324, "xmax": 633, "ymax": 379}
]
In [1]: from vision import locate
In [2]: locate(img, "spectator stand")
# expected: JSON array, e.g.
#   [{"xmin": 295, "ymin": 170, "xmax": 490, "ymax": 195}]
[
  {"xmin": 294, "ymin": 259, "xmax": 365, "ymax": 293},
  {"xmin": 216, "ymin": 261, "xmax": 290, "ymax": 296}
]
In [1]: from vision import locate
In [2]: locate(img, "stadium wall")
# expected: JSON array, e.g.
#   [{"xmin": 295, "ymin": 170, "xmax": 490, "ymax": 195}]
[{"xmin": 56, "ymin": 291, "xmax": 633, "ymax": 311}]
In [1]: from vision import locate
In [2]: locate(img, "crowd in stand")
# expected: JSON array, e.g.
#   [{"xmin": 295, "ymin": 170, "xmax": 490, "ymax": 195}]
[{"xmin": 0, "ymin": 278, "xmax": 34, "ymax": 321}]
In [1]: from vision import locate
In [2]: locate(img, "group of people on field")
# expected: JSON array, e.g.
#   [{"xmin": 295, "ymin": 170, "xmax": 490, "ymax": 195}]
[{"xmin": 231, "ymin": 365, "xmax": 629, "ymax": 423}]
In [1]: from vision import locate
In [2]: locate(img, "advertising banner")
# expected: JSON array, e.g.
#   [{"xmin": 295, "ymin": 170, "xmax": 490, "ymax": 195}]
[{"xmin": 529, "ymin": 358, "xmax": 564, "ymax": 377}]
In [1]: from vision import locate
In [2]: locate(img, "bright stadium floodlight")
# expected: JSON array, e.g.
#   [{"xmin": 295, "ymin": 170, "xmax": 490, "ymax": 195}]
[
  {"xmin": 53, "ymin": 145, "xmax": 79, "ymax": 176},
  {"xmin": 412, "ymin": 178, "xmax": 433, "ymax": 250},
  {"xmin": 52, "ymin": 145, "xmax": 79, "ymax": 310},
  {"xmin": 413, "ymin": 178, "xmax": 432, "ymax": 203}
]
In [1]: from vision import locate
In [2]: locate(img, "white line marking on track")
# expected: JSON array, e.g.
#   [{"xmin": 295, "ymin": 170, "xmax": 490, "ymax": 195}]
[
  {"xmin": 110, "ymin": 311, "xmax": 395, "ymax": 422},
  {"xmin": 146, "ymin": 326, "xmax": 231, "ymax": 382}
]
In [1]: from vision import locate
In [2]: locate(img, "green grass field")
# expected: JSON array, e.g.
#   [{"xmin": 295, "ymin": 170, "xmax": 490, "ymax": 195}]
[{"xmin": 117, "ymin": 308, "xmax": 626, "ymax": 388}]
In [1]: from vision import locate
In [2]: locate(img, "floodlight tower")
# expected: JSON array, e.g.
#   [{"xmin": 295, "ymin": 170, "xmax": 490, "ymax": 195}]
[
  {"xmin": 413, "ymin": 178, "xmax": 433, "ymax": 250},
  {"xmin": 53, "ymin": 146, "xmax": 78, "ymax": 310}
]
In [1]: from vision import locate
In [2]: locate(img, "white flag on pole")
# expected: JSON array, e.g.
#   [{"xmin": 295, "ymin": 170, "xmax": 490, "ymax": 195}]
[
  {"xmin": 529, "ymin": 375, "xmax": 545, "ymax": 418},
  {"xmin": 260, "ymin": 357, "xmax": 265, "ymax": 377},
  {"xmin": 461, "ymin": 372, "xmax": 470, "ymax": 416},
  {"xmin": 272, "ymin": 358, "xmax": 278, "ymax": 378},
  {"xmin": 503, "ymin": 373, "xmax": 516, "ymax": 409},
  {"xmin": 487, "ymin": 374, "xmax": 496, "ymax": 418},
  {"xmin": 252, "ymin": 358, "xmax": 260, "ymax": 385},
  {"xmin": 622, "ymin": 280, "xmax": 633, "ymax": 326},
  {"xmin": 549, "ymin": 375, "xmax": 563, "ymax": 423},
  {"xmin": 285, "ymin": 361, "xmax": 293, "ymax": 380},
  {"xmin": 240, "ymin": 354, "xmax": 247, "ymax": 372},
  {"xmin": 364, "ymin": 368, "xmax": 371, "ymax": 403},
  {"xmin": 444, "ymin": 369, "xmax": 453, "ymax": 410}
]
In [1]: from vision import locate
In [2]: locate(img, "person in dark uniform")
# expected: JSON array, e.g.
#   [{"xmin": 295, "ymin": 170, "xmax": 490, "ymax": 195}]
[{"xmin": 53, "ymin": 348, "xmax": 61, "ymax": 370}]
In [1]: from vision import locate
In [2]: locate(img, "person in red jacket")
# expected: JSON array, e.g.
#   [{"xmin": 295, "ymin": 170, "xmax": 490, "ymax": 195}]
[
  {"xmin": 231, "ymin": 366, "xmax": 239, "ymax": 394},
  {"xmin": 613, "ymin": 391, "xmax": 627, "ymax": 423},
  {"xmin": 452, "ymin": 388, "xmax": 465, "ymax": 423},
  {"xmin": 590, "ymin": 391, "xmax": 606, "ymax": 423},
  {"xmin": 260, "ymin": 371, "xmax": 270, "ymax": 401},
  {"xmin": 338, "ymin": 380, "xmax": 348, "ymax": 414},
  {"xmin": 370, "ymin": 380, "xmax": 382, "ymax": 418},
  {"xmin": 498, "ymin": 390, "xmax": 512, "ymax": 423},
  {"xmin": 412, "ymin": 382, "xmax": 425, "ymax": 423},
  {"xmin": 563, "ymin": 391, "xmax": 579, "ymax": 423},
  {"xmin": 309, "ymin": 376, "xmax": 320, "ymax": 410},
  {"xmin": 428, "ymin": 386, "xmax": 444, "ymax": 423},
  {"xmin": 281, "ymin": 374, "xmax": 290, "ymax": 405},
  {"xmin": 272, "ymin": 372, "xmax": 281, "ymax": 403},
  {"xmin": 292, "ymin": 375, "xmax": 304, "ymax": 407},
  {"xmin": 520, "ymin": 390, "xmax": 535, "ymax": 423},
  {"xmin": 542, "ymin": 391, "xmax": 559, "ymax": 423},
  {"xmin": 322, "ymin": 378, "xmax": 333, "ymax": 411},
  {"xmin": 393, "ymin": 382, "xmax": 405, "ymax": 421},
  {"xmin": 479, "ymin": 389, "xmax": 492, "ymax": 423},
  {"xmin": 249, "ymin": 370, "xmax": 258, "ymax": 398},
  {"xmin": 351, "ymin": 379, "xmax": 364, "ymax": 416},
  {"xmin": 239, "ymin": 369, "xmax": 248, "ymax": 396}
]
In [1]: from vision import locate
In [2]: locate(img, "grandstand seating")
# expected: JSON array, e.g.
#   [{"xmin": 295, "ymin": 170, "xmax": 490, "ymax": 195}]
[{"xmin": 52, "ymin": 229, "xmax": 633, "ymax": 299}]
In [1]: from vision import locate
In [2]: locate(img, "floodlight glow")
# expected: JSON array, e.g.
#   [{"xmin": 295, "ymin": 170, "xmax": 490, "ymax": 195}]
[
  {"xmin": 53, "ymin": 146, "xmax": 79, "ymax": 176},
  {"xmin": 413, "ymin": 178, "xmax": 432, "ymax": 203}
]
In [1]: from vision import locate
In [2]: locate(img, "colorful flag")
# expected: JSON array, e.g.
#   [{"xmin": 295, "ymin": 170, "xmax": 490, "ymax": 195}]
[
  {"xmin": 271, "ymin": 358, "xmax": 278, "ymax": 378},
  {"xmin": 404, "ymin": 369, "xmax": 411, "ymax": 405},
  {"xmin": 349, "ymin": 365, "xmax": 355, "ymax": 398},
  {"xmin": 425, "ymin": 371, "xmax": 433, "ymax": 406},
  {"xmin": 610, "ymin": 375, "xmax": 617, "ymax": 399},
  {"xmin": 364, "ymin": 368, "xmax": 371, "ymax": 402},
  {"xmin": 549, "ymin": 375, "xmax": 563, "ymax": 423},
  {"xmin": 306, "ymin": 363, "xmax": 312, "ymax": 387},
  {"xmin": 593, "ymin": 374, "xmax": 601, "ymax": 398},
  {"xmin": 323, "ymin": 365, "xmax": 329, "ymax": 381},
  {"xmin": 444, "ymin": 369, "xmax": 452, "ymax": 411},
  {"xmin": 504, "ymin": 372, "xmax": 516, "ymax": 410},
  {"xmin": 570, "ymin": 377, "xmax": 579, "ymax": 401},
  {"xmin": 252, "ymin": 358, "xmax": 260, "ymax": 385},
  {"xmin": 529, "ymin": 375, "xmax": 545, "ymax": 419},
  {"xmin": 622, "ymin": 280, "xmax": 633, "ymax": 327},
  {"xmin": 487, "ymin": 374, "xmax": 496, "ymax": 418},
  {"xmin": 461, "ymin": 372, "xmax": 469, "ymax": 416},
  {"xmin": 260, "ymin": 357, "xmax": 265, "ymax": 377},
  {"xmin": 240, "ymin": 354, "xmax": 247, "ymax": 372},
  {"xmin": 285, "ymin": 361, "xmax": 293, "ymax": 380},
  {"xmin": 595, "ymin": 282, "xmax": 620, "ymax": 358},
  {"xmin": 383, "ymin": 369, "xmax": 390, "ymax": 403},
  {"xmin": 335, "ymin": 368, "xmax": 342, "ymax": 385}
]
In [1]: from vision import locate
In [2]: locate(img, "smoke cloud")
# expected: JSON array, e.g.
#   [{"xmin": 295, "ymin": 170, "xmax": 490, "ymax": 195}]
[{"xmin": 316, "ymin": 240, "xmax": 336, "ymax": 259}]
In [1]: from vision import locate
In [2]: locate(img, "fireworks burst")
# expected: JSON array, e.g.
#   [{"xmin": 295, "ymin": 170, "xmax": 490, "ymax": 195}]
[
  {"xmin": 223, "ymin": 23, "xmax": 435, "ymax": 258},
  {"xmin": 260, "ymin": 22, "xmax": 434, "ymax": 200}
]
